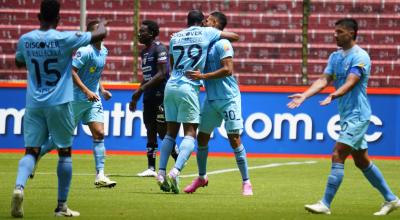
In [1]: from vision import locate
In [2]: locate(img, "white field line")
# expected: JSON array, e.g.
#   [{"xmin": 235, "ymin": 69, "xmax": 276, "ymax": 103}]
[
  {"xmin": 23, "ymin": 161, "xmax": 317, "ymax": 178},
  {"xmin": 181, "ymin": 161, "xmax": 317, "ymax": 178}
]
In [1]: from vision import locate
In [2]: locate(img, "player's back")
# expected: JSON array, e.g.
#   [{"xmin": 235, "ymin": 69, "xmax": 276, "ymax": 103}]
[
  {"xmin": 168, "ymin": 26, "xmax": 220, "ymax": 86},
  {"xmin": 16, "ymin": 29, "xmax": 91, "ymax": 108}
]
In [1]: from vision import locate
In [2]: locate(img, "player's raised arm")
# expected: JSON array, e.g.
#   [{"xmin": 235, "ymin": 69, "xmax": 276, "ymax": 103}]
[
  {"xmin": 90, "ymin": 20, "xmax": 108, "ymax": 44},
  {"xmin": 220, "ymin": 31, "xmax": 239, "ymax": 42}
]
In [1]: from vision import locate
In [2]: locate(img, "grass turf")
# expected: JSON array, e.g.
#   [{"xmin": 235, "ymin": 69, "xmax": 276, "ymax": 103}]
[{"xmin": 0, "ymin": 153, "xmax": 399, "ymax": 219}]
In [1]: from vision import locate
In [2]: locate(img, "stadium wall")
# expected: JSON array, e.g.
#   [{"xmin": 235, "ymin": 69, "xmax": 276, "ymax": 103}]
[{"xmin": 1, "ymin": 82, "xmax": 399, "ymax": 157}]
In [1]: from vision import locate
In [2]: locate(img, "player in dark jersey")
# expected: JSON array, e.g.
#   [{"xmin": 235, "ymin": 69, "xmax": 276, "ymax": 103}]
[{"xmin": 129, "ymin": 20, "xmax": 178, "ymax": 177}]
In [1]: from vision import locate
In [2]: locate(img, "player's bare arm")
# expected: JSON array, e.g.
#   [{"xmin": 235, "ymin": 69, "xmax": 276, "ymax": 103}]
[
  {"xmin": 72, "ymin": 66, "xmax": 99, "ymax": 102},
  {"xmin": 220, "ymin": 31, "xmax": 239, "ymax": 42},
  {"xmin": 141, "ymin": 62, "xmax": 168, "ymax": 91},
  {"xmin": 287, "ymin": 74, "xmax": 332, "ymax": 109},
  {"xmin": 186, "ymin": 57, "xmax": 233, "ymax": 80},
  {"xmin": 320, "ymin": 73, "xmax": 360, "ymax": 106},
  {"xmin": 100, "ymin": 82, "xmax": 112, "ymax": 101},
  {"xmin": 90, "ymin": 20, "xmax": 108, "ymax": 44}
]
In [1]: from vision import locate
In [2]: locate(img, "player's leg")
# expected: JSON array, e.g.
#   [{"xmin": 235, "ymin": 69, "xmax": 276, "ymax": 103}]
[
  {"xmin": 157, "ymin": 122, "xmax": 180, "ymax": 192},
  {"xmin": 88, "ymin": 121, "xmax": 117, "ymax": 187},
  {"xmin": 46, "ymin": 102, "xmax": 79, "ymax": 217},
  {"xmin": 352, "ymin": 149, "xmax": 399, "ymax": 215},
  {"xmin": 305, "ymin": 142, "xmax": 351, "ymax": 215},
  {"xmin": 11, "ymin": 107, "xmax": 47, "ymax": 217},
  {"xmin": 184, "ymin": 99, "xmax": 217, "ymax": 193},
  {"xmin": 138, "ymin": 100, "xmax": 160, "ymax": 177},
  {"xmin": 222, "ymin": 95, "xmax": 252, "ymax": 195},
  {"xmin": 167, "ymin": 83, "xmax": 201, "ymax": 193},
  {"xmin": 156, "ymin": 103, "xmax": 179, "ymax": 161}
]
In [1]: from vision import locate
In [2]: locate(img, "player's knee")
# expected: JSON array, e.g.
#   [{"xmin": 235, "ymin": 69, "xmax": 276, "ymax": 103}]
[
  {"xmin": 228, "ymin": 134, "xmax": 241, "ymax": 148},
  {"xmin": 354, "ymin": 158, "xmax": 370, "ymax": 170},
  {"xmin": 25, "ymin": 147, "xmax": 40, "ymax": 161},
  {"xmin": 93, "ymin": 130, "xmax": 105, "ymax": 140},
  {"xmin": 58, "ymin": 147, "xmax": 71, "ymax": 157},
  {"xmin": 197, "ymin": 132, "xmax": 210, "ymax": 146}
]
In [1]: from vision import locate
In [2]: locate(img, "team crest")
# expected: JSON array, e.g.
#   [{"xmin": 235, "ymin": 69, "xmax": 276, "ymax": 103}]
[{"xmin": 89, "ymin": 66, "xmax": 96, "ymax": 73}]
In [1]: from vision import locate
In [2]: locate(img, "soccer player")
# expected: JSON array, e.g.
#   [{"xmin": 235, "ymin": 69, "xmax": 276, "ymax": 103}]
[
  {"xmin": 38, "ymin": 20, "xmax": 117, "ymax": 188},
  {"xmin": 156, "ymin": 9, "xmax": 239, "ymax": 194},
  {"xmin": 11, "ymin": 0, "xmax": 107, "ymax": 217},
  {"xmin": 129, "ymin": 20, "xmax": 179, "ymax": 177},
  {"xmin": 184, "ymin": 11, "xmax": 253, "ymax": 196},
  {"xmin": 287, "ymin": 18, "xmax": 399, "ymax": 216}
]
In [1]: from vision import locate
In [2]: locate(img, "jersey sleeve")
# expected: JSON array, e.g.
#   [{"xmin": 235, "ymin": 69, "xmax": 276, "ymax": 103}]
[
  {"xmin": 215, "ymin": 39, "xmax": 234, "ymax": 60},
  {"xmin": 63, "ymin": 31, "xmax": 92, "ymax": 50},
  {"xmin": 156, "ymin": 44, "xmax": 168, "ymax": 63},
  {"xmin": 350, "ymin": 52, "xmax": 370, "ymax": 76},
  {"xmin": 72, "ymin": 47, "xmax": 89, "ymax": 69},
  {"xmin": 323, "ymin": 53, "xmax": 335, "ymax": 75},
  {"xmin": 15, "ymin": 37, "xmax": 25, "ymax": 63},
  {"xmin": 204, "ymin": 27, "xmax": 221, "ymax": 42}
]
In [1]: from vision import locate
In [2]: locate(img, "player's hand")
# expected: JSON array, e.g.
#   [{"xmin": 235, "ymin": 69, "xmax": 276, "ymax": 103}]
[
  {"xmin": 129, "ymin": 100, "xmax": 137, "ymax": 112},
  {"xmin": 85, "ymin": 90, "xmax": 100, "ymax": 102},
  {"xmin": 186, "ymin": 70, "xmax": 203, "ymax": 80},
  {"xmin": 319, "ymin": 95, "xmax": 333, "ymax": 106},
  {"xmin": 102, "ymin": 90, "xmax": 112, "ymax": 101},
  {"xmin": 287, "ymin": 93, "xmax": 306, "ymax": 109}
]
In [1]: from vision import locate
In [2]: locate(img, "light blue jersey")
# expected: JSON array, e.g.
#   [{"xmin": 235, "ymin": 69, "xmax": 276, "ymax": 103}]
[
  {"xmin": 72, "ymin": 44, "xmax": 108, "ymax": 101},
  {"xmin": 203, "ymin": 39, "xmax": 240, "ymax": 100},
  {"xmin": 169, "ymin": 26, "xmax": 221, "ymax": 86},
  {"xmin": 324, "ymin": 45, "xmax": 371, "ymax": 121},
  {"xmin": 15, "ymin": 30, "xmax": 91, "ymax": 108}
]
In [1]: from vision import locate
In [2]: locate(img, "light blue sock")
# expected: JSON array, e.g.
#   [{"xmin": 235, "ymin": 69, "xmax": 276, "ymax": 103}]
[
  {"xmin": 362, "ymin": 163, "xmax": 397, "ymax": 202},
  {"xmin": 174, "ymin": 136, "xmax": 195, "ymax": 171},
  {"xmin": 57, "ymin": 156, "xmax": 72, "ymax": 203},
  {"xmin": 322, "ymin": 163, "xmax": 344, "ymax": 208},
  {"xmin": 197, "ymin": 145, "xmax": 208, "ymax": 176},
  {"xmin": 15, "ymin": 154, "xmax": 36, "ymax": 188},
  {"xmin": 159, "ymin": 135, "xmax": 175, "ymax": 171},
  {"xmin": 40, "ymin": 137, "xmax": 57, "ymax": 157},
  {"xmin": 233, "ymin": 145, "xmax": 250, "ymax": 181},
  {"xmin": 93, "ymin": 139, "xmax": 105, "ymax": 173}
]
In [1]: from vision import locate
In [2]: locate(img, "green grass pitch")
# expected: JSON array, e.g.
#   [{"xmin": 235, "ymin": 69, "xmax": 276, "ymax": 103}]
[{"xmin": 0, "ymin": 153, "xmax": 399, "ymax": 219}]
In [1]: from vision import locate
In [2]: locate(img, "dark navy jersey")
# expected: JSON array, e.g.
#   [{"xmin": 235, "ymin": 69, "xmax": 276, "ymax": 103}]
[{"xmin": 141, "ymin": 41, "xmax": 169, "ymax": 101}]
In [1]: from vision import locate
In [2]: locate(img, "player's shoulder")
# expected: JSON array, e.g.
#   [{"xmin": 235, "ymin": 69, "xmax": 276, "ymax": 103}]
[
  {"xmin": 353, "ymin": 45, "xmax": 370, "ymax": 59},
  {"xmin": 216, "ymin": 39, "xmax": 231, "ymax": 46},
  {"xmin": 74, "ymin": 44, "xmax": 92, "ymax": 58},
  {"xmin": 154, "ymin": 41, "xmax": 167, "ymax": 50}
]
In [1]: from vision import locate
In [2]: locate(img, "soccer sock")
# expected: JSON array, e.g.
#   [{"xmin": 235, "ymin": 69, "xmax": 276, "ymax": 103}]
[
  {"xmin": 233, "ymin": 145, "xmax": 250, "ymax": 181},
  {"xmin": 40, "ymin": 137, "xmax": 57, "ymax": 157},
  {"xmin": 15, "ymin": 154, "xmax": 36, "ymax": 188},
  {"xmin": 321, "ymin": 163, "xmax": 344, "ymax": 208},
  {"xmin": 93, "ymin": 139, "xmax": 105, "ymax": 174},
  {"xmin": 146, "ymin": 143, "xmax": 157, "ymax": 171},
  {"xmin": 362, "ymin": 162, "xmax": 397, "ymax": 202},
  {"xmin": 174, "ymin": 136, "xmax": 195, "ymax": 171},
  {"xmin": 57, "ymin": 156, "xmax": 72, "ymax": 203},
  {"xmin": 170, "ymin": 145, "xmax": 179, "ymax": 162},
  {"xmin": 197, "ymin": 145, "xmax": 208, "ymax": 177},
  {"xmin": 158, "ymin": 135, "xmax": 175, "ymax": 171}
]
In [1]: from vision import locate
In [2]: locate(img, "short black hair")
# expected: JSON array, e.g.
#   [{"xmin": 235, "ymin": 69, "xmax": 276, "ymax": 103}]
[
  {"xmin": 40, "ymin": 0, "xmax": 60, "ymax": 22},
  {"xmin": 142, "ymin": 20, "xmax": 159, "ymax": 37},
  {"xmin": 335, "ymin": 18, "xmax": 358, "ymax": 40},
  {"xmin": 210, "ymin": 11, "xmax": 227, "ymax": 30},
  {"xmin": 187, "ymin": 10, "xmax": 204, "ymax": 26},
  {"xmin": 86, "ymin": 20, "xmax": 99, "ymax": 32}
]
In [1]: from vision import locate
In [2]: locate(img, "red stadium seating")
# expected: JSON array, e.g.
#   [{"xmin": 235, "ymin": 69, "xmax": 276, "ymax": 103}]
[{"xmin": 0, "ymin": 0, "xmax": 398, "ymax": 86}]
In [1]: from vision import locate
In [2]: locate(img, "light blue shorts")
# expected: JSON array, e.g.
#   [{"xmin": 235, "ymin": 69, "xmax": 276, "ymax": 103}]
[
  {"xmin": 164, "ymin": 81, "xmax": 200, "ymax": 123},
  {"xmin": 337, "ymin": 116, "xmax": 370, "ymax": 150},
  {"xmin": 24, "ymin": 102, "xmax": 74, "ymax": 148},
  {"xmin": 72, "ymin": 101, "xmax": 104, "ymax": 125},
  {"xmin": 199, "ymin": 95, "xmax": 243, "ymax": 134}
]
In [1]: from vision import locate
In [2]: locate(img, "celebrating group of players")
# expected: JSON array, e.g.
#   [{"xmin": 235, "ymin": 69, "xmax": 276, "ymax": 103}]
[{"xmin": 10, "ymin": 0, "xmax": 399, "ymax": 218}]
